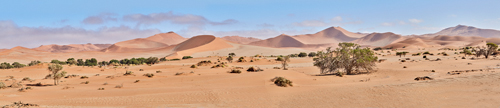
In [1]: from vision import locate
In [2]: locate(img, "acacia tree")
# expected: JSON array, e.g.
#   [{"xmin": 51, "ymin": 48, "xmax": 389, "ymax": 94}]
[
  {"xmin": 485, "ymin": 43, "xmax": 498, "ymax": 58},
  {"xmin": 48, "ymin": 64, "xmax": 67, "ymax": 85},
  {"xmin": 313, "ymin": 43, "xmax": 378, "ymax": 75},
  {"xmin": 281, "ymin": 56, "xmax": 290, "ymax": 70}
]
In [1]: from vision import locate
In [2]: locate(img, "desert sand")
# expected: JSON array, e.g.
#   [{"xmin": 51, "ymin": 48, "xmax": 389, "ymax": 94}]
[{"xmin": 2, "ymin": 25, "xmax": 500, "ymax": 107}]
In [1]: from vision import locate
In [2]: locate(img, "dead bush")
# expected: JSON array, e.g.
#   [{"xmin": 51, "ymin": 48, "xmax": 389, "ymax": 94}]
[{"xmin": 271, "ymin": 77, "xmax": 293, "ymax": 87}]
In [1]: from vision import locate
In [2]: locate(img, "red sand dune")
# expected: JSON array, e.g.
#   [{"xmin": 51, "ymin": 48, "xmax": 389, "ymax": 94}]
[
  {"xmin": 293, "ymin": 27, "xmax": 358, "ymax": 44},
  {"xmin": 102, "ymin": 32, "xmax": 186, "ymax": 53},
  {"xmin": 221, "ymin": 36, "xmax": 262, "ymax": 44},
  {"xmin": 144, "ymin": 32, "xmax": 187, "ymax": 45},
  {"xmin": 383, "ymin": 37, "xmax": 429, "ymax": 49},
  {"xmin": 352, "ymin": 32, "xmax": 402, "ymax": 47},
  {"xmin": 170, "ymin": 35, "xmax": 233, "ymax": 58},
  {"xmin": 333, "ymin": 26, "xmax": 368, "ymax": 38},
  {"xmin": 248, "ymin": 34, "xmax": 305, "ymax": 48}
]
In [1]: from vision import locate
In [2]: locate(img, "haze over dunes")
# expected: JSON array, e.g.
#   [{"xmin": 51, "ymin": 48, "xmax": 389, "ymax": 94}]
[
  {"xmin": 34, "ymin": 44, "xmax": 112, "ymax": 53},
  {"xmin": 220, "ymin": 36, "xmax": 262, "ymax": 44}
]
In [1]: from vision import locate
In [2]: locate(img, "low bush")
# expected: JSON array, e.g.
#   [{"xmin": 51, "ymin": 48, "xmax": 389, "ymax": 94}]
[
  {"xmin": 182, "ymin": 56, "xmax": 193, "ymax": 59},
  {"xmin": 124, "ymin": 71, "xmax": 134, "ymax": 76},
  {"xmin": 230, "ymin": 69, "xmax": 242, "ymax": 74},
  {"xmin": 247, "ymin": 67, "xmax": 263, "ymax": 72},
  {"xmin": 98, "ymin": 88, "xmax": 105, "ymax": 90},
  {"xmin": 271, "ymin": 77, "xmax": 293, "ymax": 87},
  {"xmin": 0, "ymin": 82, "xmax": 6, "ymax": 89},
  {"xmin": 276, "ymin": 57, "xmax": 283, "ymax": 61},
  {"xmin": 134, "ymin": 80, "xmax": 140, "ymax": 83},
  {"xmin": 156, "ymin": 70, "xmax": 162, "ymax": 73},
  {"xmin": 80, "ymin": 76, "xmax": 89, "ymax": 79},
  {"xmin": 143, "ymin": 73, "xmax": 154, "ymax": 78},
  {"xmin": 190, "ymin": 65, "xmax": 197, "ymax": 68}
]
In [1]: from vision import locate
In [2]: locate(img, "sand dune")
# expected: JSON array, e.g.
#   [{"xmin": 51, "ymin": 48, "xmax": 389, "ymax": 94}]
[
  {"xmin": 333, "ymin": 26, "xmax": 368, "ymax": 38},
  {"xmin": 248, "ymin": 34, "xmax": 305, "ymax": 48},
  {"xmin": 144, "ymin": 32, "xmax": 187, "ymax": 45},
  {"xmin": 171, "ymin": 35, "xmax": 234, "ymax": 58},
  {"xmin": 383, "ymin": 37, "xmax": 429, "ymax": 49},
  {"xmin": 352, "ymin": 32, "xmax": 402, "ymax": 47},
  {"xmin": 221, "ymin": 36, "xmax": 262, "ymax": 44},
  {"xmin": 429, "ymin": 25, "xmax": 500, "ymax": 38},
  {"xmin": 293, "ymin": 27, "xmax": 358, "ymax": 44},
  {"xmin": 33, "ymin": 43, "xmax": 112, "ymax": 53},
  {"xmin": 102, "ymin": 32, "xmax": 185, "ymax": 53}
]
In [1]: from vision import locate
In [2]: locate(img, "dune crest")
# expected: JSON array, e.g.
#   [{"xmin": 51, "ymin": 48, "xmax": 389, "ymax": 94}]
[
  {"xmin": 352, "ymin": 32, "xmax": 402, "ymax": 47},
  {"xmin": 248, "ymin": 34, "xmax": 305, "ymax": 47},
  {"xmin": 221, "ymin": 36, "xmax": 262, "ymax": 44}
]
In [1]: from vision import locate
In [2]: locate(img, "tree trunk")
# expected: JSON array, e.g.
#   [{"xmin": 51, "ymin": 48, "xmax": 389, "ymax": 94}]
[{"xmin": 54, "ymin": 79, "xmax": 57, "ymax": 85}]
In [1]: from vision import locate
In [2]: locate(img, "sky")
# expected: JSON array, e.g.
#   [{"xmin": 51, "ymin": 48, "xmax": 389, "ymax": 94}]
[{"xmin": 1, "ymin": 0, "xmax": 500, "ymax": 48}]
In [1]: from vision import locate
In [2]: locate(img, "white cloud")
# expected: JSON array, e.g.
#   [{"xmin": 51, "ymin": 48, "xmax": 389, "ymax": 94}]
[
  {"xmin": 122, "ymin": 11, "xmax": 237, "ymax": 26},
  {"xmin": 293, "ymin": 20, "xmax": 328, "ymax": 27},
  {"xmin": 381, "ymin": 22, "xmax": 394, "ymax": 26},
  {"xmin": 399, "ymin": 21, "xmax": 406, "ymax": 25},
  {"xmin": 82, "ymin": 13, "xmax": 118, "ymax": 25},
  {"xmin": 257, "ymin": 23, "xmax": 274, "ymax": 27},
  {"xmin": 0, "ymin": 20, "xmax": 161, "ymax": 49},
  {"xmin": 408, "ymin": 19, "xmax": 423, "ymax": 24},
  {"xmin": 331, "ymin": 16, "xmax": 343, "ymax": 22},
  {"xmin": 293, "ymin": 16, "xmax": 361, "ymax": 27}
]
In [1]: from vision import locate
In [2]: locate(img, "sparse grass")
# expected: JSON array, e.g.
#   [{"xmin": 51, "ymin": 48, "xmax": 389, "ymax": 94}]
[
  {"xmin": 124, "ymin": 71, "xmax": 134, "ymax": 76},
  {"xmin": 271, "ymin": 77, "xmax": 293, "ymax": 87},
  {"xmin": 0, "ymin": 82, "xmax": 6, "ymax": 89},
  {"xmin": 143, "ymin": 73, "xmax": 154, "ymax": 78},
  {"xmin": 156, "ymin": 70, "xmax": 162, "ymax": 73},
  {"xmin": 80, "ymin": 76, "xmax": 89, "ymax": 79},
  {"xmin": 230, "ymin": 69, "xmax": 242, "ymax": 74},
  {"xmin": 82, "ymin": 81, "xmax": 89, "ymax": 84},
  {"xmin": 22, "ymin": 77, "xmax": 31, "ymax": 81},
  {"xmin": 115, "ymin": 84, "xmax": 123, "ymax": 88},
  {"xmin": 175, "ymin": 72, "xmax": 185, "ymax": 75}
]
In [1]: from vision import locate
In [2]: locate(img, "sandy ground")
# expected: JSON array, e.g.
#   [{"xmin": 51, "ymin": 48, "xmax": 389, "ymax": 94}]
[{"xmin": 1, "ymin": 47, "xmax": 500, "ymax": 108}]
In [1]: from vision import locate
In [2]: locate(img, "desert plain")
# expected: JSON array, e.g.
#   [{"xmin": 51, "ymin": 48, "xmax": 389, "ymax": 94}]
[{"xmin": 2, "ymin": 25, "xmax": 500, "ymax": 108}]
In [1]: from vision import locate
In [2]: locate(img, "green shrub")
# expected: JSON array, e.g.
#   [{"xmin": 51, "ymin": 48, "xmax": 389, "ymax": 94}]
[
  {"xmin": 271, "ymin": 77, "xmax": 293, "ymax": 87},
  {"xmin": 423, "ymin": 51, "xmax": 430, "ymax": 54},
  {"xmin": 190, "ymin": 65, "xmax": 197, "ymax": 68},
  {"xmin": 81, "ymin": 76, "xmax": 88, "ymax": 79},
  {"xmin": 276, "ymin": 57, "xmax": 284, "ymax": 61},
  {"xmin": 298, "ymin": 52, "xmax": 307, "ymax": 57},
  {"xmin": 182, "ymin": 56, "xmax": 193, "ymax": 59}
]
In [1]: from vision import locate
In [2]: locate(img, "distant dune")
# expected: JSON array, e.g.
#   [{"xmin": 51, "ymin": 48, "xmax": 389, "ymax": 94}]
[
  {"xmin": 248, "ymin": 34, "xmax": 305, "ymax": 48},
  {"xmin": 352, "ymin": 32, "xmax": 402, "ymax": 47},
  {"xmin": 221, "ymin": 36, "xmax": 262, "ymax": 44},
  {"xmin": 170, "ymin": 35, "xmax": 233, "ymax": 58},
  {"xmin": 293, "ymin": 27, "xmax": 359, "ymax": 44},
  {"xmin": 383, "ymin": 37, "xmax": 429, "ymax": 49},
  {"xmin": 428, "ymin": 25, "xmax": 500, "ymax": 38},
  {"xmin": 102, "ymin": 32, "xmax": 186, "ymax": 53},
  {"xmin": 33, "ymin": 43, "xmax": 112, "ymax": 53}
]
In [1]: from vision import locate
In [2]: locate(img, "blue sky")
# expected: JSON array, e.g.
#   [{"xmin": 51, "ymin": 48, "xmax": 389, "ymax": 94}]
[{"xmin": 1, "ymin": 0, "xmax": 500, "ymax": 48}]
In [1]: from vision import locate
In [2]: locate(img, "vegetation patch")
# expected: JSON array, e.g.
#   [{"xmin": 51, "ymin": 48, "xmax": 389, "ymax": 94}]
[{"xmin": 271, "ymin": 77, "xmax": 293, "ymax": 87}]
